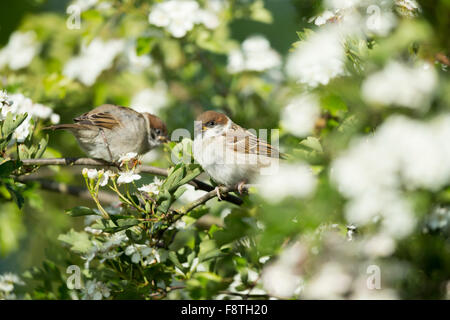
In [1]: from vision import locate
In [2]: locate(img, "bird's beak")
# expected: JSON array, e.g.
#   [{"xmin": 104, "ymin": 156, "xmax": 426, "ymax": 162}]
[
  {"xmin": 157, "ymin": 135, "xmax": 170, "ymax": 143},
  {"xmin": 202, "ymin": 126, "xmax": 207, "ymax": 132}
]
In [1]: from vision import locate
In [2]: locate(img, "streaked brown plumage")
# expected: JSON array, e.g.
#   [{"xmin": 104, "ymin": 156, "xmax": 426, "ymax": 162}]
[
  {"xmin": 46, "ymin": 104, "xmax": 169, "ymax": 162},
  {"xmin": 194, "ymin": 110, "xmax": 283, "ymax": 192}
]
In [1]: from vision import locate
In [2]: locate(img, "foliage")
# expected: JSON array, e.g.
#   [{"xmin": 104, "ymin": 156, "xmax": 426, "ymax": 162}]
[{"xmin": 0, "ymin": 0, "xmax": 449, "ymax": 300}]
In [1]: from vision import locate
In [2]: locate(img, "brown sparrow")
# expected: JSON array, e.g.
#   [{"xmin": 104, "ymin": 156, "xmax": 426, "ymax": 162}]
[
  {"xmin": 46, "ymin": 104, "xmax": 169, "ymax": 162},
  {"xmin": 193, "ymin": 111, "xmax": 282, "ymax": 196}
]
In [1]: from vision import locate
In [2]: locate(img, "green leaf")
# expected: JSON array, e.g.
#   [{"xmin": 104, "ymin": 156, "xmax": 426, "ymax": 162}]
[
  {"xmin": 1, "ymin": 112, "xmax": 28, "ymax": 139},
  {"xmin": 5, "ymin": 182, "xmax": 25, "ymax": 208},
  {"xmin": 299, "ymin": 137, "xmax": 323, "ymax": 153},
  {"xmin": 0, "ymin": 160, "xmax": 21, "ymax": 177},
  {"xmin": 136, "ymin": 37, "xmax": 155, "ymax": 56},
  {"xmin": 58, "ymin": 229, "xmax": 93, "ymax": 253},
  {"xmin": 65, "ymin": 206, "xmax": 98, "ymax": 217},
  {"xmin": 101, "ymin": 219, "xmax": 140, "ymax": 233}
]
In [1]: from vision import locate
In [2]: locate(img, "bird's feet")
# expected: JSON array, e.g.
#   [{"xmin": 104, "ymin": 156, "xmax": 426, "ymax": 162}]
[
  {"xmin": 236, "ymin": 181, "xmax": 248, "ymax": 195},
  {"xmin": 214, "ymin": 186, "xmax": 226, "ymax": 201}
]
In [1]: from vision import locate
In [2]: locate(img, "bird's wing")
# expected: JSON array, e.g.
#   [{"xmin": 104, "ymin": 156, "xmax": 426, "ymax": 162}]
[
  {"xmin": 73, "ymin": 105, "xmax": 122, "ymax": 130},
  {"xmin": 225, "ymin": 123, "xmax": 283, "ymax": 158}
]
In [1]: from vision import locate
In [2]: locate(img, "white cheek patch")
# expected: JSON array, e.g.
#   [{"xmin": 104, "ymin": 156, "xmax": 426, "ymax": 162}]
[{"xmin": 203, "ymin": 125, "xmax": 226, "ymax": 139}]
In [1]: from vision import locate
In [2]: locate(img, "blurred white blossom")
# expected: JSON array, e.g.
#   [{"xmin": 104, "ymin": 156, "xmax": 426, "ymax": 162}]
[
  {"xmin": 0, "ymin": 92, "xmax": 59, "ymax": 142},
  {"xmin": 71, "ymin": 0, "xmax": 98, "ymax": 12},
  {"xmin": 256, "ymin": 163, "xmax": 317, "ymax": 203},
  {"xmin": 332, "ymin": 114, "xmax": 450, "ymax": 237},
  {"xmin": 395, "ymin": 0, "xmax": 420, "ymax": 17},
  {"xmin": 281, "ymin": 93, "xmax": 320, "ymax": 138},
  {"xmin": 63, "ymin": 38, "xmax": 125, "ymax": 86},
  {"xmin": 0, "ymin": 90, "xmax": 10, "ymax": 106},
  {"xmin": 124, "ymin": 41, "xmax": 152, "ymax": 73},
  {"xmin": 130, "ymin": 82, "xmax": 169, "ymax": 115},
  {"xmin": 303, "ymin": 262, "xmax": 352, "ymax": 299},
  {"xmin": 0, "ymin": 31, "xmax": 41, "ymax": 70},
  {"xmin": 177, "ymin": 184, "xmax": 207, "ymax": 204},
  {"xmin": 227, "ymin": 35, "xmax": 281, "ymax": 73},
  {"xmin": 363, "ymin": 233, "xmax": 396, "ymax": 257},
  {"xmin": 325, "ymin": 0, "xmax": 362, "ymax": 10},
  {"xmin": 0, "ymin": 273, "xmax": 24, "ymax": 296},
  {"xmin": 286, "ymin": 28, "xmax": 346, "ymax": 87},
  {"xmin": 261, "ymin": 242, "xmax": 306, "ymax": 298},
  {"xmin": 362, "ymin": 61, "xmax": 437, "ymax": 110},
  {"xmin": 148, "ymin": 0, "xmax": 219, "ymax": 38}
]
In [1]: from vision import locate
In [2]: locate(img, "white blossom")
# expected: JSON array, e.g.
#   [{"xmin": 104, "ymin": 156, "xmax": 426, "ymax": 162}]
[
  {"xmin": 138, "ymin": 177, "xmax": 163, "ymax": 195},
  {"xmin": 302, "ymin": 262, "xmax": 352, "ymax": 299},
  {"xmin": 117, "ymin": 171, "xmax": 141, "ymax": 184},
  {"xmin": 177, "ymin": 184, "xmax": 207, "ymax": 204},
  {"xmin": 0, "ymin": 93, "xmax": 59, "ymax": 140},
  {"xmin": 0, "ymin": 273, "xmax": 24, "ymax": 294},
  {"xmin": 125, "ymin": 243, "xmax": 152, "ymax": 264},
  {"xmin": 256, "ymin": 163, "xmax": 317, "ymax": 203},
  {"xmin": 13, "ymin": 116, "xmax": 32, "ymax": 142},
  {"xmin": 82, "ymin": 168, "xmax": 99, "ymax": 180},
  {"xmin": 0, "ymin": 90, "xmax": 10, "ymax": 106},
  {"xmin": 98, "ymin": 170, "xmax": 113, "ymax": 187},
  {"xmin": 124, "ymin": 41, "xmax": 152, "ymax": 73},
  {"xmin": 395, "ymin": 0, "xmax": 420, "ymax": 17},
  {"xmin": 0, "ymin": 31, "xmax": 41, "ymax": 70},
  {"xmin": 148, "ymin": 0, "xmax": 219, "ymax": 38},
  {"xmin": 63, "ymin": 38, "xmax": 125, "ymax": 86},
  {"xmin": 332, "ymin": 114, "xmax": 450, "ymax": 238},
  {"xmin": 281, "ymin": 93, "xmax": 320, "ymax": 138},
  {"xmin": 118, "ymin": 152, "xmax": 138, "ymax": 163},
  {"xmin": 71, "ymin": 0, "xmax": 98, "ymax": 12},
  {"xmin": 227, "ymin": 35, "xmax": 281, "ymax": 73},
  {"xmin": 325, "ymin": 0, "xmax": 362, "ymax": 10},
  {"xmin": 130, "ymin": 82, "xmax": 169, "ymax": 115},
  {"xmin": 363, "ymin": 233, "xmax": 396, "ymax": 257},
  {"xmin": 82, "ymin": 280, "xmax": 110, "ymax": 300},
  {"xmin": 286, "ymin": 28, "xmax": 346, "ymax": 87},
  {"xmin": 314, "ymin": 10, "xmax": 335, "ymax": 26},
  {"xmin": 261, "ymin": 242, "xmax": 306, "ymax": 298},
  {"xmin": 362, "ymin": 61, "xmax": 437, "ymax": 110}
]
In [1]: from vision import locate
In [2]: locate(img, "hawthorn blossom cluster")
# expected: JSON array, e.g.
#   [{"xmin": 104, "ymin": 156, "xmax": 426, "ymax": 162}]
[
  {"xmin": 227, "ymin": 36, "xmax": 281, "ymax": 74},
  {"xmin": 148, "ymin": 0, "xmax": 220, "ymax": 38},
  {"xmin": 280, "ymin": 93, "xmax": 321, "ymax": 138},
  {"xmin": 130, "ymin": 82, "xmax": 169, "ymax": 116},
  {"xmin": 286, "ymin": 27, "xmax": 346, "ymax": 87},
  {"xmin": 0, "ymin": 31, "xmax": 41, "ymax": 70},
  {"xmin": 256, "ymin": 163, "xmax": 317, "ymax": 203},
  {"xmin": 64, "ymin": 38, "xmax": 125, "ymax": 86},
  {"xmin": 0, "ymin": 273, "xmax": 24, "ymax": 300},
  {"xmin": 362, "ymin": 61, "xmax": 437, "ymax": 110},
  {"xmin": 0, "ymin": 90, "xmax": 60, "ymax": 142},
  {"xmin": 331, "ymin": 114, "xmax": 450, "ymax": 238}
]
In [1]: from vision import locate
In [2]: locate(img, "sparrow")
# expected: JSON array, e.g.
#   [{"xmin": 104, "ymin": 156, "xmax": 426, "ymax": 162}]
[
  {"xmin": 193, "ymin": 110, "xmax": 282, "ymax": 197},
  {"xmin": 46, "ymin": 104, "xmax": 169, "ymax": 162}
]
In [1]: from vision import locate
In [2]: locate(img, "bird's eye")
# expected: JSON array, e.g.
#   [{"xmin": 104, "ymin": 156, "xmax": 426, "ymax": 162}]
[
  {"xmin": 207, "ymin": 121, "xmax": 215, "ymax": 127},
  {"xmin": 155, "ymin": 129, "xmax": 161, "ymax": 135}
]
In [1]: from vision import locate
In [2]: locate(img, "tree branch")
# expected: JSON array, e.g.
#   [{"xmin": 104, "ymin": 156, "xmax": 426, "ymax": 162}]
[{"xmin": 20, "ymin": 158, "xmax": 243, "ymax": 205}]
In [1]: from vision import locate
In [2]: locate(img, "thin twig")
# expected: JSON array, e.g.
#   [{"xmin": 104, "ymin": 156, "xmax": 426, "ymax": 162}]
[{"xmin": 20, "ymin": 158, "xmax": 243, "ymax": 205}]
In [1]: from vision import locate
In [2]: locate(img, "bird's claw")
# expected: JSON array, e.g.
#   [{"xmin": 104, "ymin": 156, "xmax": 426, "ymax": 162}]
[
  {"xmin": 237, "ymin": 181, "xmax": 247, "ymax": 195},
  {"xmin": 215, "ymin": 186, "xmax": 224, "ymax": 201}
]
